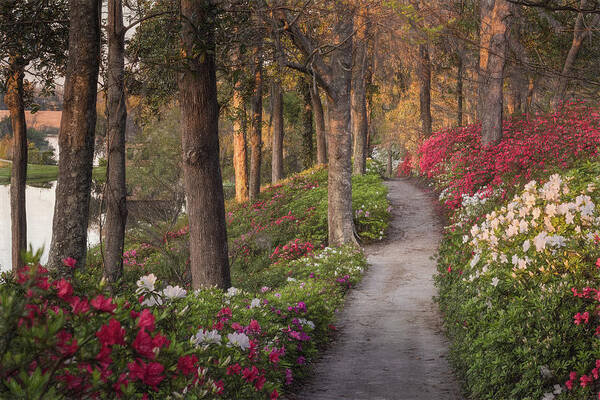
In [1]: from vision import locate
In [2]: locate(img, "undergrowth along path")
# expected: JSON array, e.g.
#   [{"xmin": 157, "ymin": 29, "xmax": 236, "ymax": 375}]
[{"xmin": 295, "ymin": 178, "xmax": 463, "ymax": 400}]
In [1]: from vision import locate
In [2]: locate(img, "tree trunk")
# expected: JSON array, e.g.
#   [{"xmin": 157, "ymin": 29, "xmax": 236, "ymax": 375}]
[
  {"xmin": 299, "ymin": 77, "xmax": 314, "ymax": 169},
  {"xmin": 232, "ymin": 75, "xmax": 249, "ymax": 203},
  {"xmin": 418, "ymin": 41, "xmax": 432, "ymax": 138},
  {"xmin": 6, "ymin": 59, "xmax": 27, "ymax": 271},
  {"xmin": 103, "ymin": 0, "xmax": 128, "ymax": 285},
  {"xmin": 271, "ymin": 80, "xmax": 284, "ymax": 183},
  {"xmin": 310, "ymin": 83, "xmax": 327, "ymax": 165},
  {"xmin": 249, "ymin": 47, "xmax": 263, "ymax": 200},
  {"xmin": 457, "ymin": 55, "xmax": 464, "ymax": 126},
  {"xmin": 179, "ymin": 0, "xmax": 230, "ymax": 289},
  {"xmin": 351, "ymin": 47, "xmax": 368, "ymax": 175},
  {"xmin": 551, "ymin": 0, "xmax": 590, "ymax": 108},
  {"xmin": 48, "ymin": 0, "xmax": 101, "ymax": 274},
  {"xmin": 326, "ymin": 8, "xmax": 355, "ymax": 246},
  {"xmin": 478, "ymin": 0, "xmax": 511, "ymax": 146}
]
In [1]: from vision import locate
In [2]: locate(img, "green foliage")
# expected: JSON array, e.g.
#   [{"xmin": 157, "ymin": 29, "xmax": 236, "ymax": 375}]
[{"xmin": 436, "ymin": 161, "xmax": 600, "ymax": 399}]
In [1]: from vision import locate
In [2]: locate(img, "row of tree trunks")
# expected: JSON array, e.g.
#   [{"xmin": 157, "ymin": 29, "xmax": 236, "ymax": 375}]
[
  {"xmin": 103, "ymin": 0, "xmax": 128, "ymax": 285},
  {"xmin": 48, "ymin": 0, "xmax": 101, "ymax": 275},
  {"xmin": 249, "ymin": 46, "xmax": 263, "ymax": 201},
  {"xmin": 478, "ymin": 0, "xmax": 511, "ymax": 146},
  {"xmin": 6, "ymin": 58, "xmax": 27, "ymax": 272},
  {"xmin": 310, "ymin": 82, "xmax": 327, "ymax": 165},
  {"xmin": 179, "ymin": 0, "xmax": 230, "ymax": 289},
  {"xmin": 271, "ymin": 80, "xmax": 284, "ymax": 183}
]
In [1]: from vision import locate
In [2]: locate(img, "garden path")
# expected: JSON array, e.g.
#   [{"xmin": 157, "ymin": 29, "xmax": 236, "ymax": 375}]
[{"xmin": 294, "ymin": 178, "xmax": 464, "ymax": 400}]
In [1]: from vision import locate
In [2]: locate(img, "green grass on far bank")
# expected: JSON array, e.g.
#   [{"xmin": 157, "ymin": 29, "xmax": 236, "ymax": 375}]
[{"xmin": 0, "ymin": 164, "xmax": 106, "ymax": 185}]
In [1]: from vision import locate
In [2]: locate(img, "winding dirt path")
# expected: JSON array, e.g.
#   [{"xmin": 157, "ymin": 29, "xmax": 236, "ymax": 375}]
[{"xmin": 295, "ymin": 178, "xmax": 464, "ymax": 400}]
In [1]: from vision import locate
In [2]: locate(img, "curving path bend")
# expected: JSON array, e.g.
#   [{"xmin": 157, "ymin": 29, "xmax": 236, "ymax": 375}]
[{"xmin": 294, "ymin": 178, "xmax": 464, "ymax": 400}]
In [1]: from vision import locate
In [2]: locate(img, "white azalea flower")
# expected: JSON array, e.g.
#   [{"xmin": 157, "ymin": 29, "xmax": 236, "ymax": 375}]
[
  {"xmin": 491, "ymin": 277, "xmax": 499, "ymax": 287},
  {"xmin": 226, "ymin": 287, "xmax": 240, "ymax": 297},
  {"xmin": 522, "ymin": 240, "xmax": 531, "ymax": 252},
  {"xmin": 227, "ymin": 332, "xmax": 250, "ymax": 350},
  {"xmin": 136, "ymin": 274, "xmax": 157, "ymax": 294},
  {"xmin": 534, "ymin": 232, "xmax": 548, "ymax": 251},
  {"xmin": 163, "ymin": 285, "xmax": 187, "ymax": 300},
  {"xmin": 191, "ymin": 329, "xmax": 222, "ymax": 346},
  {"xmin": 141, "ymin": 294, "xmax": 163, "ymax": 307},
  {"xmin": 249, "ymin": 298, "xmax": 261, "ymax": 309}
]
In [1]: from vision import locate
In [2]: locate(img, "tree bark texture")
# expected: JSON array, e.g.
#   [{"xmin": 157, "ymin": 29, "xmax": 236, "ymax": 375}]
[
  {"xmin": 478, "ymin": 0, "xmax": 511, "ymax": 146},
  {"xmin": 271, "ymin": 80, "xmax": 284, "ymax": 183},
  {"xmin": 232, "ymin": 74, "xmax": 249, "ymax": 203},
  {"xmin": 299, "ymin": 77, "xmax": 314, "ymax": 169},
  {"xmin": 179, "ymin": 0, "xmax": 230, "ymax": 289},
  {"xmin": 418, "ymin": 41, "xmax": 432, "ymax": 138},
  {"xmin": 310, "ymin": 83, "xmax": 327, "ymax": 165},
  {"xmin": 551, "ymin": 0, "xmax": 590, "ymax": 108},
  {"xmin": 104, "ymin": 0, "xmax": 128, "ymax": 285},
  {"xmin": 249, "ymin": 48, "xmax": 263, "ymax": 201},
  {"xmin": 351, "ymin": 13, "xmax": 368, "ymax": 175},
  {"xmin": 48, "ymin": 0, "xmax": 101, "ymax": 274},
  {"xmin": 6, "ymin": 59, "xmax": 27, "ymax": 271},
  {"xmin": 326, "ymin": 7, "xmax": 355, "ymax": 246}
]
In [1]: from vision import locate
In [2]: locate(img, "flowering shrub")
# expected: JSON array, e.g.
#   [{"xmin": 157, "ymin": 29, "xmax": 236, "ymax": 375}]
[
  {"xmin": 431, "ymin": 156, "xmax": 600, "ymax": 398},
  {"xmin": 1, "ymin": 245, "xmax": 367, "ymax": 399},
  {"xmin": 419, "ymin": 102, "xmax": 600, "ymax": 209},
  {"xmin": 270, "ymin": 239, "xmax": 314, "ymax": 263}
]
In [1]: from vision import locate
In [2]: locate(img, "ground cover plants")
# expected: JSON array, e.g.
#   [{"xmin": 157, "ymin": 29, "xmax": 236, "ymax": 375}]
[
  {"xmin": 0, "ymin": 164, "xmax": 390, "ymax": 399},
  {"xmin": 419, "ymin": 102, "xmax": 600, "ymax": 399}
]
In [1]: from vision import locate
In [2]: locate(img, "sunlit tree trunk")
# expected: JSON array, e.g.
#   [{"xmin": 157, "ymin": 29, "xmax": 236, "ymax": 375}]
[
  {"xmin": 271, "ymin": 80, "xmax": 284, "ymax": 183},
  {"xmin": 179, "ymin": 0, "xmax": 230, "ymax": 289},
  {"xmin": 48, "ymin": 0, "xmax": 101, "ymax": 275},
  {"xmin": 352, "ymin": 13, "xmax": 368, "ymax": 175},
  {"xmin": 249, "ymin": 46, "xmax": 263, "ymax": 201},
  {"xmin": 310, "ymin": 83, "xmax": 327, "ymax": 165},
  {"xmin": 104, "ymin": 0, "xmax": 128, "ymax": 285},
  {"xmin": 478, "ymin": 0, "xmax": 511, "ymax": 146},
  {"xmin": 232, "ymin": 75, "xmax": 249, "ymax": 203},
  {"xmin": 6, "ymin": 58, "xmax": 27, "ymax": 271}
]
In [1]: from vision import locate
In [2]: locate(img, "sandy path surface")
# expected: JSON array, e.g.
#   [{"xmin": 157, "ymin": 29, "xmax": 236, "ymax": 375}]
[{"xmin": 293, "ymin": 178, "xmax": 464, "ymax": 400}]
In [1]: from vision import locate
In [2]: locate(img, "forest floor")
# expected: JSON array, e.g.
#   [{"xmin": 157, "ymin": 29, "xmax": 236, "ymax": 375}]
[{"xmin": 292, "ymin": 178, "xmax": 464, "ymax": 400}]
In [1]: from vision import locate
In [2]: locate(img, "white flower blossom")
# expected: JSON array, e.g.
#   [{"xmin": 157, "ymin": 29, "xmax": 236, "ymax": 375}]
[
  {"xmin": 226, "ymin": 287, "xmax": 240, "ymax": 297},
  {"xmin": 136, "ymin": 274, "xmax": 157, "ymax": 294},
  {"xmin": 491, "ymin": 277, "xmax": 499, "ymax": 287},
  {"xmin": 249, "ymin": 298, "xmax": 261, "ymax": 309},
  {"xmin": 227, "ymin": 332, "xmax": 250, "ymax": 350},
  {"xmin": 162, "ymin": 285, "xmax": 187, "ymax": 300},
  {"xmin": 191, "ymin": 329, "xmax": 222, "ymax": 346}
]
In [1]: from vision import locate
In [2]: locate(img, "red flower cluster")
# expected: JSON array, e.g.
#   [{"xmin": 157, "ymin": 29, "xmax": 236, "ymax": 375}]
[
  {"xmin": 270, "ymin": 239, "xmax": 315, "ymax": 263},
  {"xmin": 418, "ymin": 102, "xmax": 600, "ymax": 208}
]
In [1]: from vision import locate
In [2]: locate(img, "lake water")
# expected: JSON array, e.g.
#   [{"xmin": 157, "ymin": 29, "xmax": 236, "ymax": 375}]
[{"xmin": 0, "ymin": 183, "xmax": 100, "ymax": 272}]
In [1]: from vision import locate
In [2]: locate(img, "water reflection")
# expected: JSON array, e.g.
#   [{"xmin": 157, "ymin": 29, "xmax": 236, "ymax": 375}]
[{"xmin": 0, "ymin": 182, "xmax": 100, "ymax": 272}]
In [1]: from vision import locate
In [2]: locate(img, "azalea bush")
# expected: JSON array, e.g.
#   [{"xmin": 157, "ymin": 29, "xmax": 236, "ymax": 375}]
[
  {"xmin": 419, "ymin": 102, "xmax": 600, "ymax": 209},
  {"xmin": 419, "ymin": 105, "xmax": 600, "ymax": 400},
  {"xmin": 0, "ymin": 246, "xmax": 367, "ymax": 399},
  {"xmin": 92, "ymin": 165, "xmax": 390, "ymax": 287}
]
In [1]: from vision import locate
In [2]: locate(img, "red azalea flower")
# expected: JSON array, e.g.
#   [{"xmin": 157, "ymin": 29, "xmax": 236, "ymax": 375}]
[
  {"xmin": 271, "ymin": 389, "xmax": 279, "ymax": 399},
  {"xmin": 242, "ymin": 366, "xmax": 259, "ymax": 382},
  {"xmin": 177, "ymin": 355, "xmax": 198, "ymax": 375},
  {"xmin": 227, "ymin": 363, "xmax": 242, "ymax": 375},
  {"xmin": 53, "ymin": 279, "xmax": 73, "ymax": 301},
  {"xmin": 152, "ymin": 333, "xmax": 170, "ymax": 349},
  {"xmin": 91, "ymin": 295, "xmax": 117, "ymax": 313},
  {"xmin": 137, "ymin": 309, "xmax": 155, "ymax": 332},
  {"xmin": 62, "ymin": 257, "xmax": 77, "ymax": 268},
  {"xmin": 128, "ymin": 359, "xmax": 165, "ymax": 390},
  {"xmin": 254, "ymin": 374, "xmax": 266, "ymax": 391},
  {"xmin": 248, "ymin": 319, "xmax": 261, "ymax": 334},
  {"xmin": 96, "ymin": 318, "xmax": 125, "ymax": 346},
  {"xmin": 56, "ymin": 330, "xmax": 78, "ymax": 356},
  {"xmin": 69, "ymin": 296, "xmax": 90, "ymax": 314},
  {"xmin": 133, "ymin": 329, "xmax": 155, "ymax": 359},
  {"xmin": 214, "ymin": 380, "xmax": 224, "ymax": 395},
  {"xmin": 269, "ymin": 349, "xmax": 280, "ymax": 364}
]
